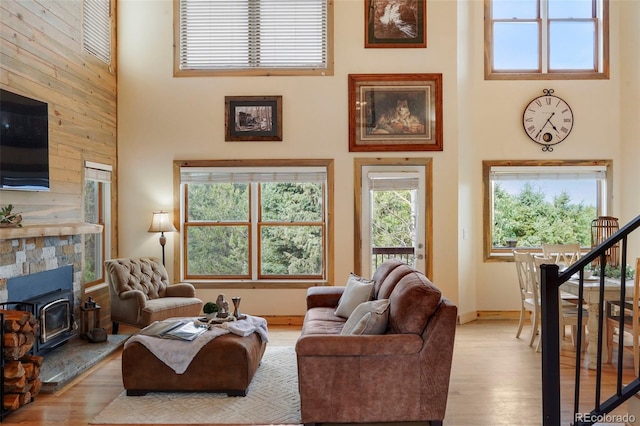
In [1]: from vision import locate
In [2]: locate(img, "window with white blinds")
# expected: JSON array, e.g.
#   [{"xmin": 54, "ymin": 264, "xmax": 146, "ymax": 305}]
[
  {"xmin": 483, "ymin": 160, "xmax": 612, "ymax": 260},
  {"xmin": 178, "ymin": 160, "xmax": 333, "ymax": 283},
  {"xmin": 176, "ymin": 0, "xmax": 332, "ymax": 75},
  {"xmin": 83, "ymin": 0, "xmax": 112, "ymax": 65}
]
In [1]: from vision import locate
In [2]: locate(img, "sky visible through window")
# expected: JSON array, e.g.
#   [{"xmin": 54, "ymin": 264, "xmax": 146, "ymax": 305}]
[
  {"xmin": 493, "ymin": 0, "xmax": 597, "ymax": 71},
  {"xmin": 500, "ymin": 179, "xmax": 597, "ymax": 207}
]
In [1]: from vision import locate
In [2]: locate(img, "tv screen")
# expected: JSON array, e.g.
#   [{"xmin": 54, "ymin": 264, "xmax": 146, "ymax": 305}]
[{"xmin": 0, "ymin": 89, "xmax": 50, "ymax": 191}]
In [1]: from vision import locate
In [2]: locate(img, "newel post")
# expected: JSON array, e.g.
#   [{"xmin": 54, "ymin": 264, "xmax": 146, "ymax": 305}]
[{"xmin": 540, "ymin": 262, "xmax": 561, "ymax": 426}]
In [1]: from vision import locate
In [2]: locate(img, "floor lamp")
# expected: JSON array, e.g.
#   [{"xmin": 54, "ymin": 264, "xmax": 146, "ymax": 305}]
[{"xmin": 148, "ymin": 211, "xmax": 177, "ymax": 266}]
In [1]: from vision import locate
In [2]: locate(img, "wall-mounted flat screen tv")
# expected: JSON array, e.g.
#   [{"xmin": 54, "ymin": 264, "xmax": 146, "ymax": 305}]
[{"xmin": 0, "ymin": 89, "xmax": 50, "ymax": 191}]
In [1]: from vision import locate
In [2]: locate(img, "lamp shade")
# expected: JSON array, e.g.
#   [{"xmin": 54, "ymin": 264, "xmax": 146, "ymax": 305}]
[{"xmin": 148, "ymin": 211, "xmax": 177, "ymax": 233}]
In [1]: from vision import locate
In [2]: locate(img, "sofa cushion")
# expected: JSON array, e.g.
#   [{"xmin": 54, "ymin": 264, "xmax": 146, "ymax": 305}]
[
  {"xmin": 335, "ymin": 273, "xmax": 374, "ymax": 318},
  {"xmin": 341, "ymin": 299, "xmax": 390, "ymax": 335},
  {"xmin": 376, "ymin": 264, "xmax": 414, "ymax": 300},
  {"xmin": 388, "ymin": 272, "xmax": 442, "ymax": 334}
]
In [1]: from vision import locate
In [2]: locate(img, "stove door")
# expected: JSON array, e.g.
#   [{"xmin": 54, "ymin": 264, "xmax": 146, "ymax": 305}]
[{"xmin": 40, "ymin": 298, "xmax": 71, "ymax": 344}]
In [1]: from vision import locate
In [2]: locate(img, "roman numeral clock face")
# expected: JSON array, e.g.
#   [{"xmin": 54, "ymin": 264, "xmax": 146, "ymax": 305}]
[{"xmin": 523, "ymin": 91, "xmax": 574, "ymax": 151}]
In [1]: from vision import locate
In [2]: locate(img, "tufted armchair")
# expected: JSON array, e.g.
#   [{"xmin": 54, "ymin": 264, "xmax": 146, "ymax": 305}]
[{"xmin": 105, "ymin": 257, "xmax": 203, "ymax": 334}]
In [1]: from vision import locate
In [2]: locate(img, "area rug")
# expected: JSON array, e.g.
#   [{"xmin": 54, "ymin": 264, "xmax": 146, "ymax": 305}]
[{"xmin": 91, "ymin": 345, "xmax": 300, "ymax": 425}]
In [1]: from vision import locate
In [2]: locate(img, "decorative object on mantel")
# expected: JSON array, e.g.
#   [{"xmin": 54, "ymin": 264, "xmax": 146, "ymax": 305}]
[
  {"xmin": 522, "ymin": 88, "xmax": 574, "ymax": 152},
  {"xmin": 147, "ymin": 211, "xmax": 177, "ymax": 266},
  {"xmin": 0, "ymin": 204, "xmax": 22, "ymax": 228}
]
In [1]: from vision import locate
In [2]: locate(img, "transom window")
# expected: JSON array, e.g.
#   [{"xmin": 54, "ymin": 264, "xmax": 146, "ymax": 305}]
[
  {"xmin": 175, "ymin": 0, "xmax": 333, "ymax": 76},
  {"xmin": 178, "ymin": 160, "xmax": 333, "ymax": 284},
  {"xmin": 484, "ymin": 0, "xmax": 609, "ymax": 79},
  {"xmin": 483, "ymin": 160, "xmax": 612, "ymax": 260}
]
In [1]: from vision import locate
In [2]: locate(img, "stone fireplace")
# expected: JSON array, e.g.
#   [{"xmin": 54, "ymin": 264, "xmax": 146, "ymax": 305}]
[{"xmin": 0, "ymin": 231, "xmax": 89, "ymax": 354}]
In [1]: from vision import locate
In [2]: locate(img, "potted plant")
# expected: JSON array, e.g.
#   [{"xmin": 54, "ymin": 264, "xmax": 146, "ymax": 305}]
[
  {"xmin": 0, "ymin": 204, "xmax": 22, "ymax": 228},
  {"xmin": 203, "ymin": 301, "xmax": 219, "ymax": 315}
]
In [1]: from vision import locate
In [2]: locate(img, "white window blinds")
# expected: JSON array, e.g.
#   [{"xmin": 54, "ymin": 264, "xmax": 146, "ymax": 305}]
[
  {"xmin": 85, "ymin": 161, "xmax": 112, "ymax": 183},
  {"xmin": 368, "ymin": 172, "xmax": 420, "ymax": 191},
  {"xmin": 490, "ymin": 166, "xmax": 607, "ymax": 181},
  {"xmin": 178, "ymin": 0, "xmax": 328, "ymax": 71},
  {"xmin": 83, "ymin": 0, "xmax": 111, "ymax": 64},
  {"xmin": 181, "ymin": 167, "xmax": 327, "ymax": 183}
]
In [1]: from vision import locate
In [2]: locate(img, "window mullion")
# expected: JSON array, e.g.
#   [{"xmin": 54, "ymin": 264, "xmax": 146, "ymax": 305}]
[
  {"xmin": 251, "ymin": 182, "xmax": 259, "ymax": 280},
  {"xmin": 540, "ymin": 0, "xmax": 548, "ymax": 73},
  {"xmin": 248, "ymin": 0, "xmax": 260, "ymax": 67}
]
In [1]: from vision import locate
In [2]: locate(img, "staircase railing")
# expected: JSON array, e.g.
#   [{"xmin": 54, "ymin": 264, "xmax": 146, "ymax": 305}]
[{"xmin": 541, "ymin": 214, "xmax": 640, "ymax": 425}]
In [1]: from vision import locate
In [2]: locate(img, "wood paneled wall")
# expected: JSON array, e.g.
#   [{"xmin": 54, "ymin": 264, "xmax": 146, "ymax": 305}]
[
  {"xmin": 0, "ymin": 0, "xmax": 117, "ymax": 227},
  {"xmin": 1, "ymin": 0, "xmax": 117, "ymax": 312}
]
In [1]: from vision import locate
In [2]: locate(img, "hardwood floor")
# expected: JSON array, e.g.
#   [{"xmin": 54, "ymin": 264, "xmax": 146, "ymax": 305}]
[{"xmin": 4, "ymin": 320, "xmax": 637, "ymax": 425}]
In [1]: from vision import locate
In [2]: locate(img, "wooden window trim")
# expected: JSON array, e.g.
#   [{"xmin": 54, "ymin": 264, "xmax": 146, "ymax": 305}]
[
  {"xmin": 482, "ymin": 159, "xmax": 613, "ymax": 262},
  {"xmin": 174, "ymin": 159, "xmax": 334, "ymax": 286},
  {"xmin": 484, "ymin": 0, "xmax": 609, "ymax": 80},
  {"xmin": 173, "ymin": 0, "xmax": 334, "ymax": 77}
]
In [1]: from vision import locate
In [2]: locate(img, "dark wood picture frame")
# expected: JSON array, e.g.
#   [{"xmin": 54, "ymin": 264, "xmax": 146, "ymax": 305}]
[
  {"xmin": 365, "ymin": 0, "xmax": 426, "ymax": 48},
  {"xmin": 225, "ymin": 96, "xmax": 283, "ymax": 142},
  {"xmin": 348, "ymin": 73, "xmax": 443, "ymax": 152}
]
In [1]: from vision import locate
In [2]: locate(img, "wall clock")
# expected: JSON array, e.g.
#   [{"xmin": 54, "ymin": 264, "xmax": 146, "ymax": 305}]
[{"xmin": 522, "ymin": 89, "xmax": 574, "ymax": 152}]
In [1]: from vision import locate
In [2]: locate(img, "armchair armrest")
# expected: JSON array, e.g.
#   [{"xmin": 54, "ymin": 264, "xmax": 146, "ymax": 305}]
[
  {"xmin": 295, "ymin": 333, "xmax": 422, "ymax": 356},
  {"xmin": 118, "ymin": 289, "xmax": 148, "ymax": 308},
  {"xmin": 165, "ymin": 282, "xmax": 197, "ymax": 298},
  {"xmin": 306, "ymin": 286, "xmax": 345, "ymax": 309}
]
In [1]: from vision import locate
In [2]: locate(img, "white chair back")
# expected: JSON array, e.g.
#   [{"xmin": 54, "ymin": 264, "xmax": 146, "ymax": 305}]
[{"xmin": 542, "ymin": 243, "xmax": 581, "ymax": 268}]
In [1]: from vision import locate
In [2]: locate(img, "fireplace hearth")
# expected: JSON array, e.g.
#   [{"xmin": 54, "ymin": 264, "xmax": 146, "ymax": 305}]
[{"xmin": 5, "ymin": 266, "xmax": 76, "ymax": 355}]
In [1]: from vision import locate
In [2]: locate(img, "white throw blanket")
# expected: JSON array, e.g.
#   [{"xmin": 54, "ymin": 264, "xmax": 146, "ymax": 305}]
[{"xmin": 125, "ymin": 315, "xmax": 269, "ymax": 374}]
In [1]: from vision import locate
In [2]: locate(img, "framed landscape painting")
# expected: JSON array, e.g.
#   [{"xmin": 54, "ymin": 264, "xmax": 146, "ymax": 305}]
[
  {"xmin": 365, "ymin": 0, "xmax": 426, "ymax": 48},
  {"xmin": 348, "ymin": 73, "xmax": 443, "ymax": 152},
  {"xmin": 225, "ymin": 96, "xmax": 283, "ymax": 142}
]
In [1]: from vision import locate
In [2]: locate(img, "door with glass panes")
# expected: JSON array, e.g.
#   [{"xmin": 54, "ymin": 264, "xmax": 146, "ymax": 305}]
[{"xmin": 358, "ymin": 163, "xmax": 428, "ymax": 278}]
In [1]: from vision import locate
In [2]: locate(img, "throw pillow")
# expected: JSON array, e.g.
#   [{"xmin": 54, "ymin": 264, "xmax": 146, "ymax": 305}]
[
  {"xmin": 334, "ymin": 273, "xmax": 375, "ymax": 318},
  {"xmin": 341, "ymin": 299, "xmax": 390, "ymax": 335}
]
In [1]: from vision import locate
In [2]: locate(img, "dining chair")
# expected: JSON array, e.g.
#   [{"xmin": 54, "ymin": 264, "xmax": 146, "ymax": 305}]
[
  {"xmin": 541, "ymin": 243, "xmax": 582, "ymax": 268},
  {"xmin": 605, "ymin": 257, "xmax": 640, "ymax": 375},
  {"xmin": 541, "ymin": 243, "xmax": 583, "ymax": 306},
  {"xmin": 533, "ymin": 255, "xmax": 588, "ymax": 352},
  {"xmin": 514, "ymin": 250, "xmax": 540, "ymax": 349}
]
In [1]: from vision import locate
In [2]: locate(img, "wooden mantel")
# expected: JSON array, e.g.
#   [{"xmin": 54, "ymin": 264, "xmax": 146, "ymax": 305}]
[{"xmin": 0, "ymin": 223, "xmax": 103, "ymax": 240}]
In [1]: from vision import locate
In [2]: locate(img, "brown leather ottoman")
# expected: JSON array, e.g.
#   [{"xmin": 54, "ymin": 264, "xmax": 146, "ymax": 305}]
[{"xmin": 122, "ymin": 332, "xmax": 266, "ymax": 396}]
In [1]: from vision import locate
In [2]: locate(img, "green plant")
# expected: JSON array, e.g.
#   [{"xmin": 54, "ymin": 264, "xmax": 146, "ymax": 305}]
[
  {"xmin": 593, "ymin": 263, "xmax": 635, "ymax": 280},
  {"xmin": 203, "ymin": 301, "xmax": 219, "ymax": 314},
  {"xmin": 0, "ymin": 204, "xmax": 22, "ymax": 227}
]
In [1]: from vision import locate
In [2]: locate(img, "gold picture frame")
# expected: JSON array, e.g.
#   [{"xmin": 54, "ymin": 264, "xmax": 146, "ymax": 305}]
[{"xmin": 348, "ymin": 73, "xmax": 443, "ymax": 152}]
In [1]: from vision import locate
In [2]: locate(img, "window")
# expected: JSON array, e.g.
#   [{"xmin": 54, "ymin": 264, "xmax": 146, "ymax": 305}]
[
  {"xmin": 175, "ymin": 0, "xmax": 333, "ymax": 76},
  {"xmin": 83, "ymin": 0, "xmax": 113, "ymax": 65},
  {"xmin": 178, "ymin": 160, "xmax": 333, "ymax": 285},
  {"xmin": 483, "ymin": 160, "xmax": 612, "ymax": 260},
  {"xmin": 83, "ymin": 162, "xmax": 112, "ymax": 284},
  {"xmin": 484, "ymin": 0, "xmax": 609, "ymax": 79}
]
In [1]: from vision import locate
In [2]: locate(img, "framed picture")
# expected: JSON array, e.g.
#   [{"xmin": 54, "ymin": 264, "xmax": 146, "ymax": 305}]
[
  {"xmin": 225, "ymin": 96, "xmax": 283, "ymax": 141},
  {"xmin": 348, "ymin": 73, "xmax": 443, "ymax": 152},
  {"xmin": 365, "ymin": 0, "xmax": 426, "ymax": 48}
]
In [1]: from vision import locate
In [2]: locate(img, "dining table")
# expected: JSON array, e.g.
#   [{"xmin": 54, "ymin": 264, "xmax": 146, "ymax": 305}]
[{"xmin": 561, "ymin": 275, "xmax": 634, "ymax": 369}]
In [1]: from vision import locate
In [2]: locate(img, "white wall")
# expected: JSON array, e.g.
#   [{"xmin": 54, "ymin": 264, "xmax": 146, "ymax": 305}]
[{"xmin": 117, "ymin": 0, "xmax": 638, "ymax": 318}]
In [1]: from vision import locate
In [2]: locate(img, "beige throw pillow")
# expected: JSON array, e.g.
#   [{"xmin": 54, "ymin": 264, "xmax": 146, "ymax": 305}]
[
  {"xmin": 334, "ymin": 273, "xmax": 375, "ymax": 319},
  {"xmin": 341, "ymin": 299, "xmax": 390, "ymax": 335}
]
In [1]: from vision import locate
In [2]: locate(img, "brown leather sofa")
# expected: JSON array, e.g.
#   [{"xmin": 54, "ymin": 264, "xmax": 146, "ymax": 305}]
[
  {"xmin": 105, "ymin": 257, "xmax": 203, "ymax": 333},
  {"xmin": 295, "ymin": 260, "xmax": 457, "ymax": 426}
]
